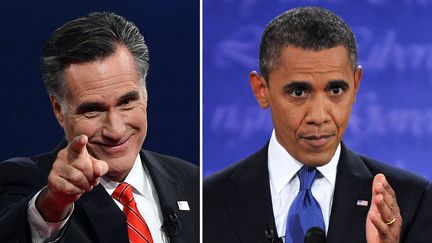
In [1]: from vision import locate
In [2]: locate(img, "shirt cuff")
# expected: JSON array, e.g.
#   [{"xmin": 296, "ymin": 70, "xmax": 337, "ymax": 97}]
[{"xmin": 27, "ymin": 187, "xmax": 74, "ymax": 242}]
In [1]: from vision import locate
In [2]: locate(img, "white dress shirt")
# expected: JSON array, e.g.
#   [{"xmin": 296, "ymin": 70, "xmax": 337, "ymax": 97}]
[
  {"xmin": 102, "ymin": 155, "xmax": 168, "ymax": 243},
  {"xmin": 28, "ymin": 154, "xmax": 168, "ymax": 243},
  {"xmin": 268, "ymin": 130, "xmax": 340, "ymax": 239},
  {"xmin": 27, "ymin": 189, "xmax": 70, "ymax": 243}
]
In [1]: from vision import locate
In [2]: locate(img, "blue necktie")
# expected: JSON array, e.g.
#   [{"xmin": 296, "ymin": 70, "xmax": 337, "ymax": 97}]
[{"xmin": 285, "ymin": 166, "xmax": 325, "ymax": 243}]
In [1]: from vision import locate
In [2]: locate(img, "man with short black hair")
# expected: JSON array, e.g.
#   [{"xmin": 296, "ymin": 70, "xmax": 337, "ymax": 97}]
[
  {"xmin": 0, "ymin": 12, "xmax": 198, "ymax": 243},
  {"xmin": 204, "ymin": 6, "xmax": 432, "ymax": 243}
]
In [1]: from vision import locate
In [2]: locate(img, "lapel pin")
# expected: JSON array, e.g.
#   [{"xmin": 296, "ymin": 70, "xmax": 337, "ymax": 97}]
[
  {"xmin": 177, "ymin": 201, "xmax": 190, "ymax": 211},
  {"xmin": 356, "ymin": 200, "xmax": 369, "ymax": 207}
]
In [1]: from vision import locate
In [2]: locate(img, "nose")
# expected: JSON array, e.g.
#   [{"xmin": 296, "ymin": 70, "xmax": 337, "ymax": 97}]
[
  {"xmin": 304, "ymin": 95, "xmax": 330, "ymax": 126},
  {"xmin": 102, "ymin": 110, "xmax": 126, "ymax": 141}
]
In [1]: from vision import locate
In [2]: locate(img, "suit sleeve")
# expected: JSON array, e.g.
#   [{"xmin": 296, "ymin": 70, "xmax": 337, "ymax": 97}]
[
  {"xmin": 402, "ymin": 181, "xmax": 432, "ymax": 242},
  {"xmin": 203, "ymin": 176, "xmax": 241, "ymax": 243},
  {"xmin": 0, "ymin": 158, "xmax": 47, "ymax": 243}
]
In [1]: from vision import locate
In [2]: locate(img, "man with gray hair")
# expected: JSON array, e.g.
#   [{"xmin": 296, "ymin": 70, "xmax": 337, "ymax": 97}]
[
  {"xmin": 204, "ymin": 6, "xmax": 432, "ymax": 243},
  {"xmin": 0, "ymin": 12, "xmax": 198, "ymax": 243}
]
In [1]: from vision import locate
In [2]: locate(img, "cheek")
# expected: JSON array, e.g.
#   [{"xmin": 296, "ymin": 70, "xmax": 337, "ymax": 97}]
[
  {"xmin": 126, "ymin": 105, "xmax": 148, "ymax": 128},
  {"xmin": 332, "ymin": 102, "xmax": 353, "ymax": 131},
  {"xmin": 65, "ymin": 117, "xmax": 101, "ymax": 140},
  {"xmin": 273, "ymin": 104, "xmax": 304, "ymax": 133}
]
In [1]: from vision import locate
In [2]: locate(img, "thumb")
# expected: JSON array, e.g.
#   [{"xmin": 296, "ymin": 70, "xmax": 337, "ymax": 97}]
[{"xmin": 91, "ymin": 157, "xmax": 109, "ymax": 178}]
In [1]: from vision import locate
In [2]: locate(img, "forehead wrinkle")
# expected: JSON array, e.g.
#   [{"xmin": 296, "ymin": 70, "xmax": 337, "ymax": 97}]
[
  {"xmin": 276, "ymin": 46, "xmax": 352, "ymax": 74},
  {"xmin": 277, "ymin": 64, "xmax": 352, "ymax": 86},
  {"xmin": 67, "ymin": 72, "xmax": 139, "ymax": 92},
  {"xmin": 70, "ymin": 83, "xmax": 142, "ymax": 107},
  {"xmin": 84, "ymin": 85, "xmax": 139, "ymax": 98},
  {"xmin": 67, "ymin": 72, "xmax": 137, "ymax": 88},
  {"xmin": 280, "ymin": 60, "xmax": 348, "ymax": 74}
]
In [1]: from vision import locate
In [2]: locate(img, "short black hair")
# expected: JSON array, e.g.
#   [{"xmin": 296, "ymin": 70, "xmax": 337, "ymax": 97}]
[{"xmin": 259, "ymin": 6, "xmax": 357, "ymax": 80}]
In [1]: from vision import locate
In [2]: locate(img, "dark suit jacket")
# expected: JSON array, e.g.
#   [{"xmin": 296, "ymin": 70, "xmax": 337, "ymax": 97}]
[
  {"xmin": 0, "ymin": 141, "xmax": 199, "ymax": 243},
  {"xmin": 204, "ymin": 143, "xmax": 432, "ymax": 243}
]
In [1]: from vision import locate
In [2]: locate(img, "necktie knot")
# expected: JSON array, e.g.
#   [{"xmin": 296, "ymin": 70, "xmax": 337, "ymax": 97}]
[
  {"xmin": 298, "ymin": 166, "xmax": 317, "ymax": 191},
  {"xmin": 112, "ymin": 182, "xmax": 135, "ymax": 206}
]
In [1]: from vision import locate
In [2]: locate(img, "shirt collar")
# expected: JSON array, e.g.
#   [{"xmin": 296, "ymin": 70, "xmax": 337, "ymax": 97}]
[
  {"xmin": 100, "ymin": 153, "xmax": 151, "ymax": 199},
  {"xmin": 268, "ymin": 130, "xmax": 340, "ymax": 194}
]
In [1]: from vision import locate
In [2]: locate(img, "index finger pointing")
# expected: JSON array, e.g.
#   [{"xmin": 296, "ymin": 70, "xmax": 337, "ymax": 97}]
[{"xmin": 68, "ymin": 135, "xmax": 89, "ymax": 155}]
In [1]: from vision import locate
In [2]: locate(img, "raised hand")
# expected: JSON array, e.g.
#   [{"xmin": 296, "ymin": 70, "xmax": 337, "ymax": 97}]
[
  {"xmin": 366, "ymin": 174, "xmax": 402, "ymax": 243},
  {"xmin": 36, "ymin": 135, "xmax": 109, "ymax": 222}
]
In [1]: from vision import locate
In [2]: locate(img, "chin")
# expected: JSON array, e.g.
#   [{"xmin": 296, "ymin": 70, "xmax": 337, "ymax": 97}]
[
  {"xmin": 109, "ymin": 154, "xmax": 136, "ymax": 166},
  {"xmin": 106, "ymin": 160, "xmax": 135, "ymax": 180},
  {"xmin": 297, "ymin": 152, "xmax": 334, "ymax": 167}
]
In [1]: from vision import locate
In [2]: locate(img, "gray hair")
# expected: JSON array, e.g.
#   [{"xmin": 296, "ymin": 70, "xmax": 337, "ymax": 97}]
[
  {"xmin": 41, "ymin": 12, "xmax": 149, "ymax": 103},
  {"xmin": 259, "ymin": 6, "xmax": 358, "ymax": 81}
]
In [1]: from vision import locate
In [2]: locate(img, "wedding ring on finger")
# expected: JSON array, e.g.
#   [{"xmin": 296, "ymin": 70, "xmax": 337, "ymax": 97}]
[{"xmin": 385, "ymin": 217, "xmax": 396, "ymax": 225}]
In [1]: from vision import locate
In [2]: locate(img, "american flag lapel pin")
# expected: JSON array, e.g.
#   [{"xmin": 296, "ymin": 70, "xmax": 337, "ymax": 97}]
[{"xmin": 357, "ymin": 199, "xmax": 369, "ymax": 207}]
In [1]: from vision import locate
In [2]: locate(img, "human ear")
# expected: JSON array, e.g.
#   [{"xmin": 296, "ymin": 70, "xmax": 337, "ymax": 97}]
[
  {"xmin": 50, "ymin": 95, "xmax": 65, "ymax": 128},
  {"xmin": 353, "ymin": 65, "xmax": 362, "ymax": 103},
  {"xmin": 249, "ymin": 71, "xmax": 269, "ymax": 109}
]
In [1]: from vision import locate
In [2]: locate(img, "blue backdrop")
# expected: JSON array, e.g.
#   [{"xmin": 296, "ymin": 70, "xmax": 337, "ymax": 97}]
[
  {"xmin": 204, "ymin": 0, "xmax": 432, "ymax": 178},
  {"xmin": 0, "ymin": 1, "xmax": 199, "ymax": 165}
]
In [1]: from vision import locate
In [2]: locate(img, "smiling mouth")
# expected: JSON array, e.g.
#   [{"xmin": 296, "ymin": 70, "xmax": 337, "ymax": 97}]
[
  {"xmin": 93, "ymin": 134, "xmax": 133, "ymax": 153},
  {"xmin": 301, "ymin": 134, "xmax": 334, "ymax": 147}
]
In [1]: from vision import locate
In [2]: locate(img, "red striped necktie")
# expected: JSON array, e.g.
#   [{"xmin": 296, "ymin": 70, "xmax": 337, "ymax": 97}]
[{"xmin": 112, "ymin": 182, "xmax": 154, "ymax": 243}]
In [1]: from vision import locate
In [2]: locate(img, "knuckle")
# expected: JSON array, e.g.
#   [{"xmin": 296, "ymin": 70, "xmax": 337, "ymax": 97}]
[
  {"xmin": 47, "ymin": 173, "xmax": 56, "ymax": 183},
  {"xmin": 81, "ymin": 160, "xmax": 93, "ymax": 171},
  {"xmin": 58, "ymin": 148, "xmax": 67, "ymax": 156},
  {"xmin": 51, "ymin": 161, "xmax": 65, "ymax": 173},
  {"xmin": 63, "ymin": 183, "xmax": 79, "ymax": 194},
  {"xmin": 71, "ymin": 156, "xmax": 91, "ymax": 169},
  {"xmin": 56, "ymin": 149, "xmax": 68, "ymax": 161},
  {"xmin": 47, "ymin": 174, "xmax": 60, "ymax": 190},
  {"xmin": 69, "ymin": 171, "xmax": 84, "ymax": 183},
  {"xmin": 398, "ymin": 217, "xmax": 403, "ymax": 226}
]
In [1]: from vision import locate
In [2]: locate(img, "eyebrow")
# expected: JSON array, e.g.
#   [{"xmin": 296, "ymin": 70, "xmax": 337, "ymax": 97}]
[
  {"xmin": 75, "ymin": 90, "xmax": 141, "ymax": 114},
  {"xmin": 117, "ymin": 90, "xmax": 140, "ymax": 105},
  {"xmin": 76, "ymin": 100, "xmax": 107, "ymax": 114},
  {"xmin": 283, "ymin": 81, "xmax": 313, "ymax": 92},
  {"xmin": 282, "ymin": 80, "xmax": 350, "ymax": 91},
  {"xmin": 325, "ymin": 80, "xmax": 349, "ymax": 90}
]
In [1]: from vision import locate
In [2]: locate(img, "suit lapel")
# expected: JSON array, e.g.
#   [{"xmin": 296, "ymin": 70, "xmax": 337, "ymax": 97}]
[
  {"xmin": 225, "ymin": 145, "xmax": 279, "ymax": 242},
  {"xmin": 140, "ymin": 150, "xmax": 197, "ymax": 242},
  {"xmin": 78, "ymin": 184, "xmax": 129, "ymax": 243},
  {"xmin": 326, "ymin": 143, "xmax": 373, "ymax": 242}
]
